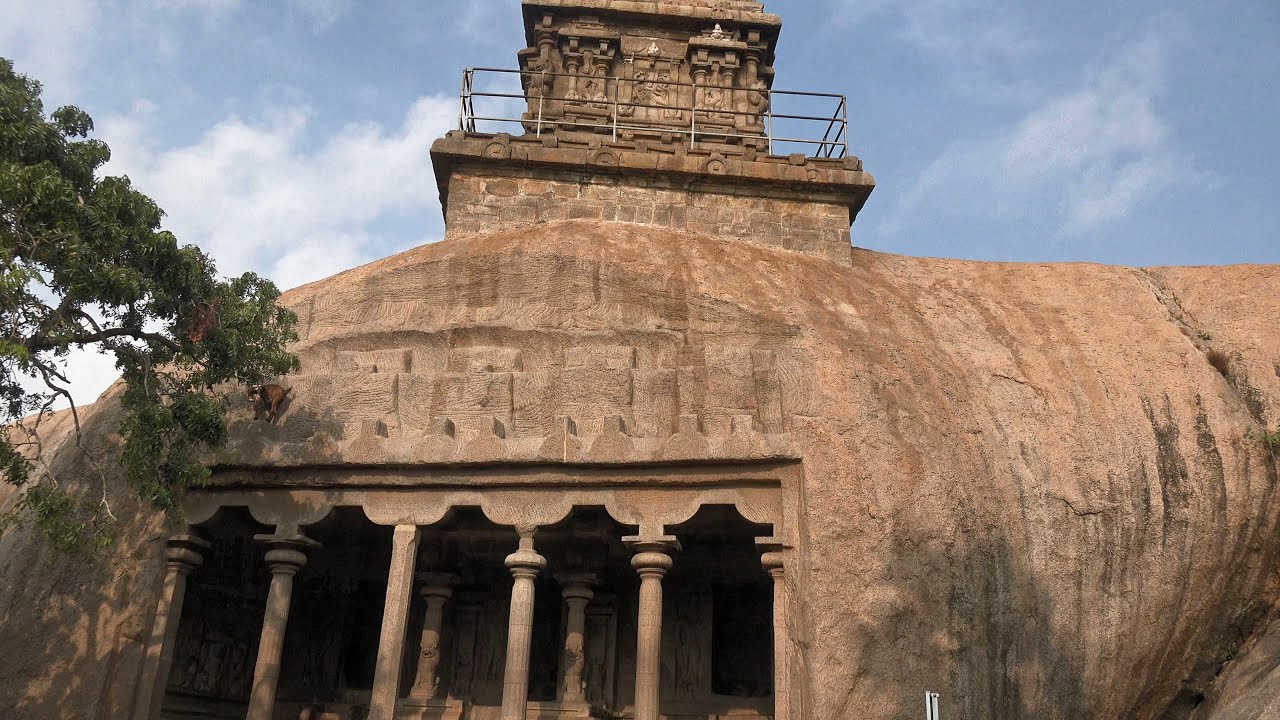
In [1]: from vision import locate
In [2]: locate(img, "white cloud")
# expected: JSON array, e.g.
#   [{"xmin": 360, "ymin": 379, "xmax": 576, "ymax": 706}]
[
  {"xmin": 20, "ymin": 93, "xmax": 459, "ymax": 408},
  {"xmin": 0, "ymin": 0, "xmax": 101, "ymax": 103},
  {"xmin": 830, "ymin": 0, "xmax": 1042, "ymax": 103},
  {"xmin": 100, "ymin": 94, "xmax": 459, "ymax": 289},
  {"xmin": 883, "ymin": 25, "xmax": 1199, "ymax": 239}
]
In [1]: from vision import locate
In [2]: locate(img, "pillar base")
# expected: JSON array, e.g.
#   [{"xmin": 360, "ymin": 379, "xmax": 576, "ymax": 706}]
[
  {"xmin": 396, "ymin": 697, "xmax": 465, "ymax": 720},
  {"xmin": 526, "ymin": 700, "xmax": 593, "ymax": 720}
]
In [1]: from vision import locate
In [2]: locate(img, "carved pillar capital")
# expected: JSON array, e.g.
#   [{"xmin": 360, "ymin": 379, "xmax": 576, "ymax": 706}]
[
  {"xmin": 556, "ymin": 571, "xmax": 598, "ymax": 603},
  {"xmin": 164, "ymin": 534, "xmax": 210, "ymax": 574},
  {"xmin": 418, "ymin": 572, "xmax": 458, "ymax": 602},
  {"xmin": 256, "ymin": 532, "xmax": 320, "ymax": 576},
  {"xmin": 505, "ymin": 529, "xmax": 548, "ymax": 578},
  {"xmin": 761, "ymin": 550, "xmax": 785, "ymax": 579},
  {"xmin": 625, "ymin": 536, "xmax": 680, "ymax": 577}
]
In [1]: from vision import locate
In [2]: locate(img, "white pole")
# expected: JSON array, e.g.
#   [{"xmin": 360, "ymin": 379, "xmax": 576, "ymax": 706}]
[{"xmin": 925, "ymin": 691, "xmax": 940, "ymax": 720}]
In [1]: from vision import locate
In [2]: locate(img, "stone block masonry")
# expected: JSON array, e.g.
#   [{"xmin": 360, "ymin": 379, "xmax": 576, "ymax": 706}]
[{"xmin": 444, "ymin": 166, "xmax": 856, "ymax": 265}]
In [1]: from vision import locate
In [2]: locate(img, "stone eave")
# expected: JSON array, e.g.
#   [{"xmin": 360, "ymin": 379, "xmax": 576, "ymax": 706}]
[
  {"xmin": 203, "ymin": 456, "xmax": 803, "ymax": 484},
  {"xmin": 430, "ymin": 130, "xmax": 876, "ymax": 225},
  {"xmin": 521, "ymin": 0, "xmax": 783, "ymax": 48},
  {"xmin": 206, "ymin": 428, "xmax": 801, "ymax": 471}
]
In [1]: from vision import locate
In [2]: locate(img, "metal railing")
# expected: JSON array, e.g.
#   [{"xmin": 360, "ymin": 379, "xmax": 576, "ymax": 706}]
[{"xmin": 459, "ymin": 67, "xmax": 849, "ymax": 159}]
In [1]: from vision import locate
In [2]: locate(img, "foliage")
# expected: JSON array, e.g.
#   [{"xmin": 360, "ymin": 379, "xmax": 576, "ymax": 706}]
[
  {"xmin": 0, "ymin": 57, "xmax": 298, "ymax": 552},
  {"xmin": 1263, "ymin": 428, "xmax": 1280, "ymax": 449},
  {"xmin": 1220, "ymin": 640, "xmax": 1240, "ymax": 663}
]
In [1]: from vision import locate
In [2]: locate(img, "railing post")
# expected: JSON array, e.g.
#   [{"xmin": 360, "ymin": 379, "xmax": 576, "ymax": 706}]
[
  {"xmin": 842, "ymin": 95, "xmax": 850, "ymax": 158},
  {"xmin": 458, "ymin": 69, "xmax": 467, "ymax": 131},
  {"xmin": 925, "ymin": 691, "xmax": 940, "ymax": 720},
  {"xmin": 537, "ymin": 78, "xmax": 545, "ymax": 138},
  {"xmin": 766, "ymin": 91, "xmax": 773, "ymax": 155}
]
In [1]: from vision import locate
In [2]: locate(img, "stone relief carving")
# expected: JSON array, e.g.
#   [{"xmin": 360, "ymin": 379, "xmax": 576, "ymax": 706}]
[{"xmin": 516, "ymin": 9, "xmax": 776, "ymax": 145}]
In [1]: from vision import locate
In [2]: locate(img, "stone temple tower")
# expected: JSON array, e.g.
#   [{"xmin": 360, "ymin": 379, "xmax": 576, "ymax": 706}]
[
  {"xmin": 119, "ymin": 3, "xmax": 878, "ymax": 720},
  {"xmin": 432, "ymin": 0, "xmax": 874, "ymax": 265}
]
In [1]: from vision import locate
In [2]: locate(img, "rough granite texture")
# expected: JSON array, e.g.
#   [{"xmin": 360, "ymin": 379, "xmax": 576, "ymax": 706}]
[{"xmin": 1, "ymin": 222, "xmax": 1278, "ymax": 719}]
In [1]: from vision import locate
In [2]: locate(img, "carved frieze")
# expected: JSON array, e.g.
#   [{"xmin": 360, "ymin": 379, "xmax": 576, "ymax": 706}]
[{"xmin": 515, "ymin": 3, "xmax": 778, "ymax": 146}]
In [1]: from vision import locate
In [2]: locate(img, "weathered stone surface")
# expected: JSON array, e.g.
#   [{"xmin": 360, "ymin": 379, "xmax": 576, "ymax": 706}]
[
  {"xmin": 1, "ymin": 222, "xmax": 1278, "ymax": 719},
  {"xmin": 0, "ymin": 393, "xmax": 169, "ymax": 720},
  {"xmin": 432, "ymin": 144, "xmax": 870, "ymax": 265},
  {"xmin": 1191, "ymin": 610, "xmax": 1280, "ymax": 720}
]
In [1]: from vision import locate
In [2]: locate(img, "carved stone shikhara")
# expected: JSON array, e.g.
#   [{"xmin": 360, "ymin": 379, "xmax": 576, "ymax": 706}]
[{"xmin": 432, "ymin": 0, "xmax": 874, "ymax": 265}]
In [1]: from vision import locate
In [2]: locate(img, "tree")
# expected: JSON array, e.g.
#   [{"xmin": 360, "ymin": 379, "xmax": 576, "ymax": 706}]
[{"xmin": 0, "ymin": 57, "xmax": 299, "ymax": 552}]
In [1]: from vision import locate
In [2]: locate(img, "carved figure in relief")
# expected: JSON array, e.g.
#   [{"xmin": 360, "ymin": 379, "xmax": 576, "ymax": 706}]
[
  {"xmin": 633, "ymin": 72, "xmax": 653, "ymax": 106},
  {"xmin": 711, "ymin": 23, "xmax": 729, "ymax": 40},
  {"xmin": 194, "ymin": 635, "xmax": 225, "ymax": 694},
  {"xmin": 583, "ymin": 76, "xmax": 609, "ymax": 109},
  {"xmin": 677, "ymin": 613, "xmax": 701, "ymax": 696},
  {"xmin": 562, "ymin": 637, "xmax": 586, "ymax": 698},
  {"xmin": 523, "ymin": 53, "xmax": 556, "ymax": 105},
  {"xmin": 226, "ymin": 642, "xmax": 250, "ymax": 699},
  {"xmin": 419, "ymin": 642, "xmax": 442, "ymax": 697},
  {"xmin": 747, "ymin": 78, "xmax": 770, "ymax": 115},
  {"xmin": 703, "ymin": 84, "xmax": 726, "ymax": 111}
]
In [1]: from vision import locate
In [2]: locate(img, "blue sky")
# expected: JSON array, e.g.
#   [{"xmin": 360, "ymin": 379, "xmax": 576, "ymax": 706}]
[{"xmin": 4, "ymin": 0, "xmax": 1278, "ymax": 403}]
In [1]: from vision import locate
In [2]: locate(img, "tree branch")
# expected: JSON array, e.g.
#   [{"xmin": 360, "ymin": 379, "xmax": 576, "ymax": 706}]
[{"xmin": 18, "ymin": 325, "xmax": 184, "ymax": 355}]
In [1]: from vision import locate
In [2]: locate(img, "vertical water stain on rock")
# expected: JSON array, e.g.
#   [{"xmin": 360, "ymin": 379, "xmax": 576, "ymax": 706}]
[{"xmin": 1144, "ymin": 395, "xmax": 1192, "ymax": 542}]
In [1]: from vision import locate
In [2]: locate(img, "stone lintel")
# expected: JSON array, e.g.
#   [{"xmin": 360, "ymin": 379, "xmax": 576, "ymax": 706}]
[{"xmin": 430, "ymin": 130, "xmax": 875, "ymax": 224}]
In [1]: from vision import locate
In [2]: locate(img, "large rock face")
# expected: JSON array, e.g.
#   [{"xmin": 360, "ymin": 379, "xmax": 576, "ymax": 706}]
[
  {"xmin": 1, "ymin": 221, "xmax": 1277, "ymax": 719},
  {"xmin": 0, "ymin": 394, "xmax": 169, "ymax": 719}
]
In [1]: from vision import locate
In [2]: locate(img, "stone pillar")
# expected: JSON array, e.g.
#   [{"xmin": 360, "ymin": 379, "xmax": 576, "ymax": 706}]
[
  {"xmin": 246, "ymin": 533, "xmax": 317, "ymax": 720},
  {"xmin": 761, "ymin": 549, "xmax": 789, "ymax": 720},
  {"xmin": 133, "ymin": 534, "xmax": 209, "ymax": 720},
  {"xmin": 500, "ymin": 527, "xmax": 547, "ymax": 720},
  {"xmin": 556, "ymin": 572, "xmax": 597, "ymax": 704},
  {"xmin": 409, "ymin": 573, "xmax": 459, "ymax": 700},
  {"xmin": 370, "ymin": 525, "xmax": 423, "ymax": 720},
  {"xmin": 625, "ymin": 536, "xmax": 679, "ymax": 720}
]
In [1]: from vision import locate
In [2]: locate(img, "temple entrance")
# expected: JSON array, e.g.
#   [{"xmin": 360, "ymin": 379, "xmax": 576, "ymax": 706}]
[
  {"xmin": 399, "ymin": 504, "xmax": 773, "ymax": 720},
  {"xmin": 161, "ymin": 507, "xmax": 267, "ymax": 718},
  {"xmin": 162, "ymin": 507, "xmax": 395, "ymax": 719},
  {"xmin": 661, "ymin": 505, "xmax": 775, "ymax": 719},
  {"xmin": 154, "ymin": 479, "xmax": 793, "ymax": 720}
]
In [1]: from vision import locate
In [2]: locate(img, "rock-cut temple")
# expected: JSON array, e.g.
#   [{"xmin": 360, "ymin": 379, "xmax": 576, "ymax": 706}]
[
  {"xmin": 9, "ymin": 0, "xmax": 1280, "ymax": 719},
  {"xmin": 140, "ymin": 2, "xmax": 871, "ymax": 720}
]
